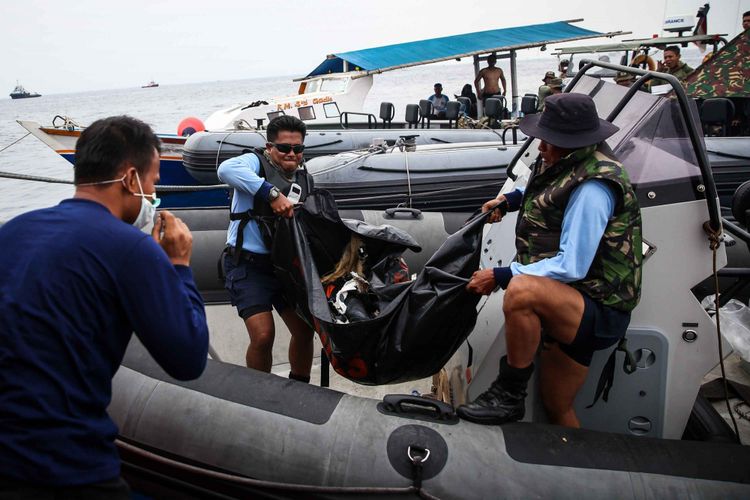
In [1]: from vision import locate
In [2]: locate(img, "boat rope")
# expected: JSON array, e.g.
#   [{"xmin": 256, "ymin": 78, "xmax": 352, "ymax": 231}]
[
  {"xmin": 215, "ymin": 132, "xmax": 234, "ymax": 171},
  {"xmin": 0, "ymin": 132, "xmax": 31, "ymax": 154},
  {"xmin": 155, "ymin": 184, "xmax": 229, "ymax": 192},
  {"xmin": 404, "ymin": 150, "xmax": 413, "ymax": 208},
  {"xmin": 336, "ymin": 181, "xmax": 494, "ymax": 204},
  {"xmin": 0, "ymin": 169, "xmax": 229, "ymax": 191},
  {"xmin": 312, "ymin": 148, "xmax": 386, "ymax": 175},
  {"xmin": 0, "ymin": 170, "xmax": 74, "ymax": 185},
  {"xmin": 116, "ymin": 439, "xmax": 442, "ymax": 499},
  {"xmin": 704, "ymin": 220, "xmax": 742, "ymax": 443},
  {"xmin": 705, "ymin": 148, "xmax": 750, "ymax": 161}
]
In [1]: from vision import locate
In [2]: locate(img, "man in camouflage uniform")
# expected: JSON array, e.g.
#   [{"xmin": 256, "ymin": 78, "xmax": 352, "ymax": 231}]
[
  {"xmin": 457, "ymin": 93, "xmax": 642, "ymax": 428},
  {"xmin": 537, "ymin": 77, "xmax": 563, "ymax": 111},
  {"xmin": 651, "ymin": 45, "xmax": 694, "ymax": 88}
]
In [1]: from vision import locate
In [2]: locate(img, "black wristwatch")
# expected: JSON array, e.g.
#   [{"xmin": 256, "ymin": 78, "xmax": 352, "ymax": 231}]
[{"xmin": 267, "ymin": 187, "xmax": 281, "ymax": 202}]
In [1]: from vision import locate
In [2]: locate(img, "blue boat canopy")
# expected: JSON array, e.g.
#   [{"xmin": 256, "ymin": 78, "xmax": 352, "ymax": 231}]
[{"xmin": 306, "ymin": 20, "xmax": 622, "ymax": 78}]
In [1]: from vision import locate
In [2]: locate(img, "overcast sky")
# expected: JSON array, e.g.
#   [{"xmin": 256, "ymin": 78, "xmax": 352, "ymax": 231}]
[{"xmin": 2, "ymin": 0, "xmax": 748, "ymax": 95}]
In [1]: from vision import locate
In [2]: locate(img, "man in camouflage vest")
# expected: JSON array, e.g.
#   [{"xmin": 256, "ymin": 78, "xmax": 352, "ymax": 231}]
[
  {"xmin": 457, "ymin": 93, "xmax": 642, "ymax": 428},
  {"xmin": 650, "ymin": 45, "xmax": 694, "ymax": 88}
]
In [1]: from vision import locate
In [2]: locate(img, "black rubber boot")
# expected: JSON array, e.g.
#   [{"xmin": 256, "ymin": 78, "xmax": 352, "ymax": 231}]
[
  {"xmin": 456, "ymin": 356, "xmax": 534, "ymax": 425},
  {"xmin": 288, "ymin": 372, "xmax": 311, "ymax": 383}
]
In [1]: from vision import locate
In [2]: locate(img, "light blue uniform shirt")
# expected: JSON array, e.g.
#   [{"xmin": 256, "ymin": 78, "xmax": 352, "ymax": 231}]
[
  {"xmin": 510, "ymin": 180, "xmax": 616, "ymax": 281},
  {"xmin": 217, "ymin": 153, "xmax": 271, "ymax": 254}
]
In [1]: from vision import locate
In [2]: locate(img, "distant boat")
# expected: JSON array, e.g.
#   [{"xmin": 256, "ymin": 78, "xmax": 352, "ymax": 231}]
[
  {"xmin": 141, "ymin": 80, "xmax": 159, "ymax": 88},
  {"xmin": 9, "ymin": 82, "xmax": 41, "ymax": 99}
]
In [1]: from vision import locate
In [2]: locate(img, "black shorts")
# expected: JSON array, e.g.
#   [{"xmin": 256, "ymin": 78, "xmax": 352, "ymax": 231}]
[
  {"xmin": 552, "ymin": 293, "xmax": 631, "ymax": 366},
  {"xmin": 223, "ymin": 252, "xmax": 288, "ymax": 319}
]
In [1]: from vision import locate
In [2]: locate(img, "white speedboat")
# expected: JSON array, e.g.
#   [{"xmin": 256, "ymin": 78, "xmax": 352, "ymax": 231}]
[{"xmin": 203, "ymin": 19, "xmax": 624, "ymax": 130}]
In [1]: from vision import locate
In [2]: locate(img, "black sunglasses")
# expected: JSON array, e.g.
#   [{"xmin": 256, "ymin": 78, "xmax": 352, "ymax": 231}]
[{"xmin": 270, "ymin": 143, "xmax": 305, "ymax": 154}]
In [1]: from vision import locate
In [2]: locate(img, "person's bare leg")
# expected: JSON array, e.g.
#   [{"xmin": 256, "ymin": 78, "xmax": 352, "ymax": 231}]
[
  {"xmin": 540, "ymin": 343, "xmax": 589, "ymax": 427},
  {"xmin": 503, "ymin": 275, "xmax": 585, "ymax": 369},
  {"xmin": 243, "ymin": 311, "xmax": 275, "ymax": 371},
  {"xmin": 281, "ymin": 308, "xmax": 314, "ymax": 378},
  {"xmin": 458, "ymin": 275, "xmax": 586, "ymax": 425}
]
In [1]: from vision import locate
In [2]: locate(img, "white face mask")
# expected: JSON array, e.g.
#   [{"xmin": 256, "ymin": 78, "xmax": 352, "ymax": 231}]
[
  {"xmin": 131, "ymin": 171, "xmax": 160, "ymax": 230},
  {"xmin": 77, "ymin": 171, "xmax": 160, "ymax": 230}
]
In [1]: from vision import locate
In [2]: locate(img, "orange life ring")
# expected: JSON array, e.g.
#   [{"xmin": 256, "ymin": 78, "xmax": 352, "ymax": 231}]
[{"xmin": 630, "ymin": 54, "xmax": 656, "ymax": 71}]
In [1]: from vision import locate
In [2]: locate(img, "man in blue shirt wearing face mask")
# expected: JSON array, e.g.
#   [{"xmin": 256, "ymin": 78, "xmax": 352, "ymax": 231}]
[{"xmin": 0, "ymin": 115, "xmax": 209, "ymax": 498}]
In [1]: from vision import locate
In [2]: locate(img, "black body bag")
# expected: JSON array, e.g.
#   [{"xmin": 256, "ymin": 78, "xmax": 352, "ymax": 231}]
[{"xmin": 271, "ymin": 190, "xmax": 487, "ymax": 385}]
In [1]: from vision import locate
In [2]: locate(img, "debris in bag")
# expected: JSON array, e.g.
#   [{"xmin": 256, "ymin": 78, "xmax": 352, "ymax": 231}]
[
  {"xmin": 270, "ymin": 189, "xmax": 488, "ymax": 384},
  {"xmin": 320, "ymin": 233, "xmax": 410, "ymax": 324}
]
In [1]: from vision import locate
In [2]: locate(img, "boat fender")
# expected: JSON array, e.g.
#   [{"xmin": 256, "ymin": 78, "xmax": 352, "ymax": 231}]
[
  {"xmin": 585, "ymin": 337, "xmax": 637, "ymax": 408},
  {"xmin": 386, "ymin": 424, "xmax": 449, "ymax": 483},
  {"xmin": 178, "ymin": 117, "xmax": 205, "ymax": 137},
  {"xmin": 630, "ymin": 54, "xmax": 656, "ymax": 71}
]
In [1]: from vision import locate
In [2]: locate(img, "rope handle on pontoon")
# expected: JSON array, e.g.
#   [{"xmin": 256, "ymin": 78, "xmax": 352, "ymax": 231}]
[
  {"xmin": 116, "ymin": 438, "xmax": 442, "ymax": 499},
  {"xmin": 408, "ymin": 445, "xmax": 430, "ymax": 491}
]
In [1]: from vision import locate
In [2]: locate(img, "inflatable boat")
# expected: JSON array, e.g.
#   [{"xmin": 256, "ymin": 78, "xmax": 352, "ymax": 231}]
[
  {"xmin": 181, "ymin": 128, "xmax": 511, "ymax": 182},
  {"xmin": 181, "ymin": 132, "xmax": 748, "ymax": 213},
  {"xmin": 102, "ymin": 63, "xmax": 750, "ymax": 498}
]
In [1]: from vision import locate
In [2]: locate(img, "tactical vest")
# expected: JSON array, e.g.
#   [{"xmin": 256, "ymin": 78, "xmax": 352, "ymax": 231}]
[
  {"xmin": 230, "ymin": 150, "xmax": 313, "ymax": 258},
  {"xmin": 515, "ymin": 145, "xmax": 642, "ymax": 312}
]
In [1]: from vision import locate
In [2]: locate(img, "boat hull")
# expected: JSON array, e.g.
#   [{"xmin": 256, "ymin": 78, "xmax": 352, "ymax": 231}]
[{"xmin": 111, "ymin": 339, "xmax": 750, "ymax": 499}]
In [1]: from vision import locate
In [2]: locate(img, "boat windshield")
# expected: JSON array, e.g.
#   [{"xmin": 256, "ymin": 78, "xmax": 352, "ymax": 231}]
[
  {"xmin": 566, "ymin": 52, "xmax": 628, "ymax": 78},
  {"xmin": 592, "ymin": 76, "xmax": 705, "ymax": 208},
  {"xmin": 515, "ymin": 75, "xmax": 706, "ymax": 209},
  {"xmin": 304, "ymin": 79, "xmax": 321, "ymax": 94},
  {"xmin": 319, "ymin": 78, "xmax": 348, "ymax": 93}
]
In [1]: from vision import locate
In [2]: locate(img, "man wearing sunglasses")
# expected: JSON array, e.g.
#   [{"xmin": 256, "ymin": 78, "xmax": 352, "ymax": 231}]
[
  {"xmin": 218, "ymin": 115, "xmax": 315, "ymax": 382},
  {"xmin": 0, "ymin": 116, "xmax": 209, "ymax": 498}
]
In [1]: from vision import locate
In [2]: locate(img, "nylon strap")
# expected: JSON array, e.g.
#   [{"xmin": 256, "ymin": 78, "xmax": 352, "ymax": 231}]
[{"xmin": 586, "ymin": 337, "xmax": 637, "ymax": 409}]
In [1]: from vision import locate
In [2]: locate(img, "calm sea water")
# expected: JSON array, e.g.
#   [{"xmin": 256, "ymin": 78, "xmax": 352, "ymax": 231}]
[{"xmin": 0, "ymin": 51, "xmax": 704, "ymax": 220}]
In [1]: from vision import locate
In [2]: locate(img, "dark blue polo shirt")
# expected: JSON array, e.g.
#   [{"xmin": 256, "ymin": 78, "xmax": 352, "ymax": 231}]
[{"xmin": 0, "ymin": 198, "xmax": 209, "ymax": 485}]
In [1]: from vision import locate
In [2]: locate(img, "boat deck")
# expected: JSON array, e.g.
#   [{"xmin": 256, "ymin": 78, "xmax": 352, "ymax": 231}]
[
  {"xmin": 206, "ymin": 304, "xmax": 432, "ymax": 398},
  {"xmin": 705, "ymin": 353, "xmax": 750, "ymax": 443},
  {"xmin": 206, "ymin": 302, "xmax": 750, "ymax": 442}
]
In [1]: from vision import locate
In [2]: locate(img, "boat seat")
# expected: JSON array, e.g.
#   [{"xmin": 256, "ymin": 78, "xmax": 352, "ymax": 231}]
[
  {"xmin": 405, "ymin": 104, "xmax": 420, "ymax": 129},
  {"xmin": 445, "ymin": 101, "xmax": 461, "ymax": 128},
  {"xmin": 521, "ymin": 93, "xmax": 538, "ymax": 115},
  {"xmin": 379, "ymin": 102, "xmax": 395, "ymax": 129},
  {"xmin": 456, "ymin": 97, "xmax": 471, "ymax": 117},
  {"xmin": 484, "ymin": 97, "xmax": 505, "ymax": 127},
  {"xmin": 419, "ymin": 99, "xmax": 433, "ymax": 128},
  {"xmin": 700, "ymin": 98, "xmax": 735, "ymax": 137}
]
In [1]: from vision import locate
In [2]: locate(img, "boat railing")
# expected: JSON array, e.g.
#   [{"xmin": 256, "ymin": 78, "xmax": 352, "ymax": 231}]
[
  {"xmin": 339, "ymin": 111, "xmax": 379, "ymax": 129},
  {"xmin": 505, "ymin": 59, "xmax": 722, "ymax": 233}
]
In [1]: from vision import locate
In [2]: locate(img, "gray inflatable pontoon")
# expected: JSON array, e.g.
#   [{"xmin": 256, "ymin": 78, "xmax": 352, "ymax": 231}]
[
  {"xmin": 182, "ymin": 128, "xmax": 512, "ymax": 184},
  {"xmin": 112, "ymin": 340, "xmax": 750, "ymax": 499}
]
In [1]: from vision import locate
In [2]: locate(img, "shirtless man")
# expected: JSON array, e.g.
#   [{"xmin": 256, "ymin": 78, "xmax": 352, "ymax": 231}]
[{"xmin": 474, "ymin": 54, "xmax": 507, "ymax": 101}]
